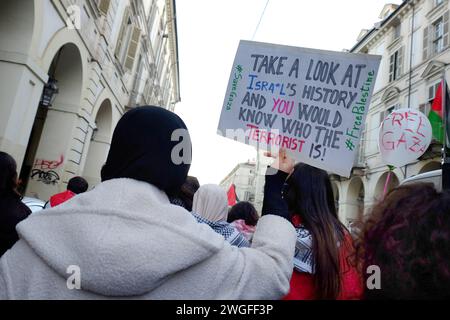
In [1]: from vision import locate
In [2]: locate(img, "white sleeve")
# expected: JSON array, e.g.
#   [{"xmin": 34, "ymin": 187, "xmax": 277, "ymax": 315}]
[
  {"xmin": 0, "ymin": 260, "xmax": 9, "ymax": 299},
  {"xmin": 227, "ymin": 215, "xmax": 297, "ymax": 299}
]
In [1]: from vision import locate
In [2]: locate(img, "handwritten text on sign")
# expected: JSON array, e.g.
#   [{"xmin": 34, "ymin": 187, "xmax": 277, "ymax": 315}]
[
  {"xmin": 217, "ymin": 41, "xmax": 381, "ymax": 177},
  {"xmin": 379, "ymin": 108, "xmax": 432, "ymax": 167}
]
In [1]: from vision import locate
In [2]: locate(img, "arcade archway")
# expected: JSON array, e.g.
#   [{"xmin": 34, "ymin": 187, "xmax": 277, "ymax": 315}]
[
  {"xmin": 374, "ymin": 171, "xmax": 400, "ymax": 201},
  {"xmin": 83, "ymin": 99, "xmax": 113, "ymax": 188},
  {"xmin": 20, "ymin": 43, "xmax": 84, "ymax": 200},
  {"xmin": 419, "ymin": 161, "xmax": 441, "ymax": 174},
  {"xmin": 346, "ymin": 177, "xmax": 365, "ymax": 225}
]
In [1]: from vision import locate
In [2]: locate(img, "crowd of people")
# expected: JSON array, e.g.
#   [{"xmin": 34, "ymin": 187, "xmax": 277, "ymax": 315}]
[{"xmin": 0, "ymin": 105, "xmax": 449, "ymax": 299}]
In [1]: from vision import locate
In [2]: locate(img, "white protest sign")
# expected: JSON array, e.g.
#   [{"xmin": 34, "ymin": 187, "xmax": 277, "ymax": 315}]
[
  {"xmin": 217, "ymin": 40, "xmax": 381, "ymax": 177},
  {"xmin": 378, "ymin": 108, "xmax": 432, "ymax": 167}
]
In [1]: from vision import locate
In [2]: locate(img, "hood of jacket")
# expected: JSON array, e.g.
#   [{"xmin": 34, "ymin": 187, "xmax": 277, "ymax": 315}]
[{"xmin": 16, "ymin": 178, "xmax": 225, "ymax": 297}]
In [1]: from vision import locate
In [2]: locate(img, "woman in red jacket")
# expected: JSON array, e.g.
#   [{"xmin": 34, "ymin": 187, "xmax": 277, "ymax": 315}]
[{"xmin": 281, "ymin": 163, "xmax": 363, "ymax": 300}]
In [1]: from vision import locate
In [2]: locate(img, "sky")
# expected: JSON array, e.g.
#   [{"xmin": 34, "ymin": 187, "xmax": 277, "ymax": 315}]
[{"xmin": 175, "ymin": 0, "xmax": 403, "ymax": 185}]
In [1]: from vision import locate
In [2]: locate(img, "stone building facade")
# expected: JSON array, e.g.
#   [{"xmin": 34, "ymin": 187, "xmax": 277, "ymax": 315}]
[
  {"xmin": 336, "ymin": 0, "xmax": 447, "ymax": 226},
  {"xmin": 0, "ymin": 0, "xmax": 180, "ymax": 200}
]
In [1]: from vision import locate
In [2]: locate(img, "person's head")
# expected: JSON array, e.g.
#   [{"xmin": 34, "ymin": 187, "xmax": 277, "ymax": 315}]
[
  {"xmin": 283, "ymin": 163, "xmax": 347, "ymax": 299},
  {"xmin": 192, "ymin": 184, "xmax": 228, "ymax": 222},
  {"xmin": 173, "ymin": 176, "xmax": 200, "ymax": 211},
  {"xmin": 67, "ymin": 176, "xmax": 88, "ymax": 194},
  {"xmin": 227, "ymin": 201, "xmax": 259, "ymax": 226},
  {"xmin": 101, "ymin": 106, "xmax": 191, "ymax": 196},
  {"xmin": 0, "ymin": 151, "xmax": 20, "ymax": 198},
  {"xmin": 355, "ymin": 183, "xmax": 450, "ymax": 299}
]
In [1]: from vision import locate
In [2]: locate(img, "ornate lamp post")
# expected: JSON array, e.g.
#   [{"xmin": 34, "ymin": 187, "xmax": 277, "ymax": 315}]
[{"xmin": 39, "ymin": 77, "xmax": 59, "ymax": 107}]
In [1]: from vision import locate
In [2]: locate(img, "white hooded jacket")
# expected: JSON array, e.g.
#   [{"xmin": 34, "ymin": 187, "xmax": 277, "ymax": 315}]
[{"xmin": 0, "ymin": 178, "xmax": 296, "ymax": 299}]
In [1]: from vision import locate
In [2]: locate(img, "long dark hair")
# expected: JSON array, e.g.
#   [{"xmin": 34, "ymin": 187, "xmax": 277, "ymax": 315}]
[
  {"xmin": 284, "ymin": 163, "xmax": 348, "ymax": 299},
  {"xmin": 0, "ymin": 151, "xmax": 21, "ymax": 198}
]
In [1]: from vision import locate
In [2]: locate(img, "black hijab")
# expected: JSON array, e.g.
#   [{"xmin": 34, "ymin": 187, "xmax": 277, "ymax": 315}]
[{"xmin": 101, "ymin": 106, "xmax": 191, "ymax": 196}]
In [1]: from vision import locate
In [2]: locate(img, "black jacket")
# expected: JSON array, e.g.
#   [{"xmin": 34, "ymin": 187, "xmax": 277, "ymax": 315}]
[
  {"xmin": 262, "ymin": 167, "xmax": 290, "ymax": 220},
  {"xmin": 0, "ymin": 194, "xmax": 31, "ymax": 257}
]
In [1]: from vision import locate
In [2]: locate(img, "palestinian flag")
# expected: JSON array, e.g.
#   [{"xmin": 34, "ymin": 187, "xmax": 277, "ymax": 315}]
[
  {"xmin": 428, "ymin": 81, "xmax": 446, "ymax": 144},
  {"xmin": 227, "ymin": 184, "xmax": 239, "ymax": 206}
]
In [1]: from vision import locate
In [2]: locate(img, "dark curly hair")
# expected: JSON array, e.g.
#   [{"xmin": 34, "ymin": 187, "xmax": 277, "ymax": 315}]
[
  {"xmin": 354, "ymin": 183, "xmax": 450, "ymax": 299},
  {"xmin": 67, "ymin": 176, "xmax": 89, "ymax": 194},
  {"xmin": 227, "ymin": 201, "xmax": 259, "ymax": 226}
]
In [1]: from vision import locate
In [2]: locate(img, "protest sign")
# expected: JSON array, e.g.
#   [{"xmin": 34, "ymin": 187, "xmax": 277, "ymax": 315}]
[
  {"xmin": 217, "ymin": 40, "xmax": 381, "ymax": 177},
  {"xmin": 378, "ymin": 108, "xmax": 432, "ymax": 167}
]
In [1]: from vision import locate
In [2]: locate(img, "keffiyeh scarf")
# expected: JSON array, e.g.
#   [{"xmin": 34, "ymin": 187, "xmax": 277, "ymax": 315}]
[
  {"xmin": 192, "ymin": 212, "xmax": 250, "ymax": 248},
  {"xmin": 294, "ymin": 225, "xmax": 314, "ymax": 274}
]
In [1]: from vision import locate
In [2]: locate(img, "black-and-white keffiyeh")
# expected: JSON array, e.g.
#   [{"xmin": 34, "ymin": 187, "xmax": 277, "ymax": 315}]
[
  {"xmin": 192, "ymin": 212, "xmax": 250, "ymax": 248},
  {"xmin": 294, "ymin": 225, "xmax": 315, "ymax": 274}
]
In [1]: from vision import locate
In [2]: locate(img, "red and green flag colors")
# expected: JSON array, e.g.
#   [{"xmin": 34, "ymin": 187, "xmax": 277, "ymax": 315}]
[{"xmin": 428, "ymin": 81, "xmax": 449, "ymax": 144}]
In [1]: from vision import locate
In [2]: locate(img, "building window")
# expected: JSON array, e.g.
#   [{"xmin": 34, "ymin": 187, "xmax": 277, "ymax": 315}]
[
  {"xmin": 96, "ymin": 0, "xmax": 111, "ymax": 15},
  {"xmin": 419, "ymin": 103, "xmax": 431, "ymax": 116},
  {"xmin": 389, "ymin": 48, "xmax": 403, "ymax": 82},
  {"xmin": 423, "ymin": 11, "xmax": 449, "ymax": 61},
  {"xmin": 428, "ymin": 82, "xmax": 441, "ymax": 102},
  {"xmin": 417, "ymin": 83, "xmax": 441, "ymax": 116},
  {"xmin": 433, "ymin": 18, "xmax": 444, "ymax": 54},
  {"xmin": 393, "ymin": 23, "xmax": 401, "ymax": 40},
  {"xmin": 386, "ymin": 105, "xmax": 396, "ymax": 115},
  {"xmin": 435, "ymin": 0, "xmax": 444, "ymax": 8},
  {"xmin": 114, "ymin": 8, "xmax": 141, "ymax": 72},
  {"xmin": 115, "ymin": 9, "xmax": 130, "ymax": 60},
  {"xmin": 380, "ymin": 104, "xmax": 400, "ymax": 122}
]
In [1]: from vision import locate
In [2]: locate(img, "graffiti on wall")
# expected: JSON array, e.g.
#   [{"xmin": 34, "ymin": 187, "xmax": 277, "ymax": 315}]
[
  {"xmin": 31, "ymin": 155, "xmax": 64, "ymax": 185},
  {"xmin": 30, "ymin": 169, "xmax": 60, "ymax": 185},
  {"xmin": 33, "ymin": 155, "xmax": 64, "ymax": 170}
]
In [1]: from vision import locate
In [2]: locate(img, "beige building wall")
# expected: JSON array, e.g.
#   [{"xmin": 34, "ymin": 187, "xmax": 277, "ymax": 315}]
[{"xmin": 0, "ymin": 0, "xmax": 180, "ymax": 201}]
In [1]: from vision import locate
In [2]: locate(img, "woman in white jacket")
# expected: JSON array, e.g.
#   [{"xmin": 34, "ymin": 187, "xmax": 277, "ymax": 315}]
[{"xmin": 0, "ymin": 106, "xmax": 296, "ymax": 299}]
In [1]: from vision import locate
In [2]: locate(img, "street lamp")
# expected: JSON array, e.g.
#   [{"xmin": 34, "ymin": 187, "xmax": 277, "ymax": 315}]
[{"xmin": 39, "ymin": 77, "xmax": 59, "ymax": 107}]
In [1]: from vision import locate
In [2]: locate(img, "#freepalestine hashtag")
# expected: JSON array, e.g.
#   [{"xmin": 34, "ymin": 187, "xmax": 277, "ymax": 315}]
[{"xmin": 345, "ymin": 138, "xmax": 355, "ymax": 151}]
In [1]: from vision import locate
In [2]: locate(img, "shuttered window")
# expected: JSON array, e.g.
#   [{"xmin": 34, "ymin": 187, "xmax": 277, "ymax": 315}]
[
  {"xmin": 423, "ymin": 25, "xmax": 429, "ymax": 61},
  {"xmin": 389, "ymin": 47, "xmax": 403, "ymax": 82},
  {"xmin": 393, "ymin": 23, "xmax": 401, "ymax": 40},
  {"xmin": 428, "ymin": 82, "xmax": 441, "ymax": 102},
  {"xmin": 115, "ymin": 8, "xmax": 130, "ymax": 59},
  {"xmin": 433, "ymin": 17, "xmax": 444, "ymax": 53},
  {"xmin": 443, "ymin": 10, "xmax": 449, "ymax": 48},
  {"xmin": 424, "ymin": 10, "xmax": 450, "ymax": 61},
  {"xmin": 97, "ymin": 0, "xmax": 110, "ymax": 15},
  {"xmin": 124, "ymin": 26, "xmax": 141, "ymax": 71}
]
